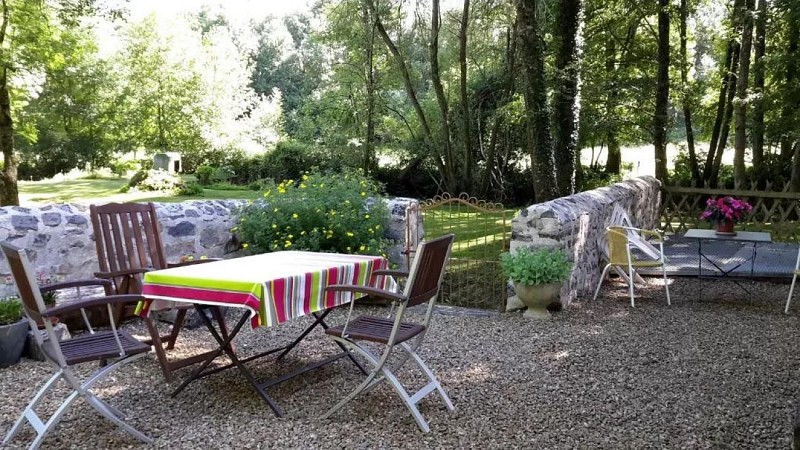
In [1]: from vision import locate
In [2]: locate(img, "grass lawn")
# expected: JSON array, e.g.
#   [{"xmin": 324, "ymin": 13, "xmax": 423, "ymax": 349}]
[{"xmin": 19, "ymin": 177, "xmax": 261, "ymax": 205}]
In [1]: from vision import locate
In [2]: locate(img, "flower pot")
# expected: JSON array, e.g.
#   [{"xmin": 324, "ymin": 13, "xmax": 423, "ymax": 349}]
[
  {"xmin": 715, "ymin": 219, "xmax": 736, "ymax": 236},
  {"xmin": 514, "ymin": 282, "xmax": 562, "ymax": 319},
  {"xmin": 0, "ymin": 318, "xmax": 29, "ymax": 368}
]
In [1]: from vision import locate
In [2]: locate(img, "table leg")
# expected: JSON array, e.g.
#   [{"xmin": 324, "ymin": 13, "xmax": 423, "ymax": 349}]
[
  {"xmin": 171, "ymin": 306, "xmax": 284, "ymax": 416},
  {"xmin": 275, "ymin": 309, "xmax": 367, "ymax": 376}
]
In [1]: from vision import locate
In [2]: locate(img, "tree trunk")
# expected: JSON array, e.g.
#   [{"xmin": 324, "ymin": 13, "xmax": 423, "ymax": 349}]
[
  {"xmin": 430, "ymin": 0, "xmax": 456, "ymax": 191},
  {"xmin": 779, "ymin": 2, "xmax": 798, "ymax": 164},
  {"xmin": 0, "ymin": 0, "xmax": 17, "ymax": 206},
  {"xmin": 459, "ymin": 0, "xmax": 473, "ymax": 193},
  {"xmin": 552, "ymin": 0, "xmax": 582, "ymax": 196},
  {"xmin": 733, "ymin": 0, "xmax": 755, "ymax": 188},
  {"xmin": 515, "ymin": 0, "xmax": 558, "ymax": 202},
  {"xmin": 367, "ymin": 0, "xmax": 445, "ymax": 175},
  {"xmin": 680, "ymin": 0, "xmax": 700, "ymax": 184},
  {"xmin": 791, "ymin": 140, "xmax": 800, "ymax": 192},
  {"xmin": 362, "ymin": 4, "xmax": 377, "ymax": 175},
  {"xmin": 751, "ymin": 0, "xmax": 767, "ymax": 179},
  {"xmin": 653, "ymin": 0, "xmax": 671, "ymax": 184},
  {"xmin": 704, "ymin": 0, "xmax": 744, "ymax": 183},
  {"xmin": 0, "ymin": 67, "xmax": 18, "ymax": 206},
  {"xmin": 604, "ymin": 37, "xmax": 621, "ymax": 174}
]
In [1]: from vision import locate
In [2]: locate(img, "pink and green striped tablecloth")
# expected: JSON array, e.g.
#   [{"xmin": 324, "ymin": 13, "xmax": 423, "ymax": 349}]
[{"xmin": 139, "ymin": 251, "xmax": 395, "ymax": 328}]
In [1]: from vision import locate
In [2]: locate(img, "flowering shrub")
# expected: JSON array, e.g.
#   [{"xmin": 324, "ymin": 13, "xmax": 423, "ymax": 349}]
[
  {"xmin": 127, "ymin": 169, "xmax": 185, "ymax": 193},
  {"xmin": 700, "ymin": 196, "xmax": 753, "ymax": 224},
  {"xmin": 237, "ymin": 171, "xmax": 390, "ymax": 256}
]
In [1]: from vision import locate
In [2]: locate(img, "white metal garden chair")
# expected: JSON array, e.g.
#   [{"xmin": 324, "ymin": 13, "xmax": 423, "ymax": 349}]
[
  {"xmin": 1, "ymin": 242, "xmax": 153, "ymax": 449},
  {"xmin": 593, "ymin": 226, "xmax": 671, "ymax": 307}
]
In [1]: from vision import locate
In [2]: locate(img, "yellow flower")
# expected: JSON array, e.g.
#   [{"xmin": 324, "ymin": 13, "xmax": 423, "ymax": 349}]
[
  {"xmin": 272, "ymin": 223, "xmax": 277, "ymax": 229},
  {"xmin": 359, "ymin": 245, "xmax": 365, "ymax": 251},
  {"xmin": 300, "ymin": 230, "xmax": 306, "ymax": 235},
  {"xmin": 292, "ymin": 213, "xmax": 299, "ymax": 219},
  {"xmin": 186, "ymin": 255, "xmax": 194, "ymax": 261},
  {"xmin": 288, "ymin": 234, "xmax": 294, "ymax": 239},
  {"xmin": 300, "ymin": 184, "xmax": 307, "ymax": 189},
  {"xmin": 200, "ymin": 255, "xmax": 208, "ymax": 260},
  {"xmin": 347, "ymin": 246, "xmax": 351, "ymax": 252},
  {"xmin": 285, "ymin": 240, "xmax": 292, "ymax": 248},
  {"xmin": 243, "ymin": 243, "xmax": 249, "ymax": 249},
  {"xmin": 273, "ymin": 208, "xmax": 279, "ymax": 213},
  {"xmin": 364, "ymin": 214, "xmax": 370, "ymax": 219},
  {"xmin": 360, "ymin": 192, "xmax": 366, "ymax": 196},
  {"xmin": 302, "ymin": 174, "xmax": 309, "ymax": 181},
  {"xmin": 230, "ymin": 226, "xmax": 238, "ymax": 232},
  {"xmin": 346, "ymin": 232, "xmax": 354, "ymax": 237},
  {"xmin": 369, "ymin": 229, "xmax": 374, "ymax": 234}
]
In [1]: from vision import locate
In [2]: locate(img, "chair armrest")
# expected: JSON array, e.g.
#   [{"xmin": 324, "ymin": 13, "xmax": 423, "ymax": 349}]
[
  {"xmin": 636, "ymin": 228, "xmax": 663, "ymax": 241},
  {"xmin": 94, "ymin": 268, "xmax": 152, "ymax": 279},
  {"xmin": 325, "ymin": 285, "xmax": 405, "ymax": 302},
  {"xmin": 372, "ymin": 269, "xmax": 409, "ymax": 278},
  {"xmin": 41, "ymin": 294, "xmax": 145, "ymax": 317},
  {"xmin": 167, "ymin": 258, "xmax": 222, "ymax": 268},
  {"xmin": 40, "ymin": 278, "xmax": 112, "ymax": 294}
]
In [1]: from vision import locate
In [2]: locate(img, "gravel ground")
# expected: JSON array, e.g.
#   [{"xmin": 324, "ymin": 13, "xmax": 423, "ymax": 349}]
[{"xmin": 2, "ymin": 277, "xmax": 800, "ymax": 449}]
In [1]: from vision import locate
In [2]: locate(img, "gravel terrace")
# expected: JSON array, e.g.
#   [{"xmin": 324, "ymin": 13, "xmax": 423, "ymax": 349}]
[{"xmin": 2, "ymin": 277, "xmax": 800, "ymax": 449}]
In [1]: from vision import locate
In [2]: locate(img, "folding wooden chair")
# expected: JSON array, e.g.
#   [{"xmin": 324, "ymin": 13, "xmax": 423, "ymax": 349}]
[
  {"xmin": 593, "ymin": 226, "xmax": 671, "ymax": 307},
  {"xmin": 90, "ymin": 202, "xmax": 230, "ymax": 382},
  {"xmin": 321, "ymin": 234, "xmax": 455, "ymax": 432},
  {"xmin": 1, "ymin": 242, "xmax": 153, "ymax": 449}
]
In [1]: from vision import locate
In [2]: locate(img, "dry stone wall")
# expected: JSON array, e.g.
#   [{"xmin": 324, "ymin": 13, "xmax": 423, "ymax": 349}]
[
  {"xmin": 509, "ymin": 176, "xmax": 661, "ymax": 307},
  {"xmin": 0, "ymin": 198, "xmax": 418, "ymax": 299}
]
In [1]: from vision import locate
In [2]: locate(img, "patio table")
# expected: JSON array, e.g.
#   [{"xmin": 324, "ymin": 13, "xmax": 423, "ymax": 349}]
[
  {"xmin": 138, "ymin": 251, "xmax": 395, "ymax": 415},
  {"xmin": 684, "ymin": 229, "xmax": 771, "ymax": 299}
]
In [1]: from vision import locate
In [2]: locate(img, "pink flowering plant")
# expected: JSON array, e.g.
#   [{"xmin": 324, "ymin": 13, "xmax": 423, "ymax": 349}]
[{"xmin": 700, "ymin": 196, "xmax": 753, "ymax": 224}]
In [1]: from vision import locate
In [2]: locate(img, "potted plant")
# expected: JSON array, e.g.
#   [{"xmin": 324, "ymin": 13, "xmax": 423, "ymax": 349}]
[
  {"xmin": 700, "ymin": 196, "xmax": 753, "ymax": 236},
  {"xmin": 501, "ymin": 247, "xmax": 572, "ymax": 319},
  {"xmin": 0, "ymin": 296, "xmax": 28, "ymax": 368},
  {"xmin": 37, "ymin": 289, "xmax": 59, "ymax": 329}
]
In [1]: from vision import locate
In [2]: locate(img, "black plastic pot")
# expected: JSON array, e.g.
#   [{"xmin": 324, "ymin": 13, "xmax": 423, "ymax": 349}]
[{"xmin": 0, "ymin": 318, "xmax": 29, "ymax": 368}]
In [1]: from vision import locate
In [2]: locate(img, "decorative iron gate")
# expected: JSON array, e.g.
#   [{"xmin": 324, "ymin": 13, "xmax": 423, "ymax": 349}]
[{"xmin": 405, "ymin": 193, "xmax": 510, "ymax": 311}]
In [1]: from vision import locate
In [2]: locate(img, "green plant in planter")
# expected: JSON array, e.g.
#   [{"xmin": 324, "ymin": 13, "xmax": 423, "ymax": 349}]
[
  {"xmin": 500, "ymin": 247, "xmax": 571, "ymax": 286},
  {"xmin": 0, "ymin": 296, "xmax": 27, "ymax": 369},
  {"xmin": 500, "ymin": 247, "xmax": 571, "ymax": 319},
  {"xmin": 42, "ymin": 290, "xmax": 57, "ymax": 307},
  {"xmin": 0, "ymin": 296, "xmax": 23, "ymax": 325}
]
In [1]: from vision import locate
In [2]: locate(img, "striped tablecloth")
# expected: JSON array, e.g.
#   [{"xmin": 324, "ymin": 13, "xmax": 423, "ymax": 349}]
[{"xmin": 139, "ymin": 251, "xmax": 395, "ymax": 328}]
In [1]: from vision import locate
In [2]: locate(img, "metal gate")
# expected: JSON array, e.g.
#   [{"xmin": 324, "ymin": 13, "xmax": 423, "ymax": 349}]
[{"xmin": 405, "ymin": 193, "xmax": 510, "ymax": 311}]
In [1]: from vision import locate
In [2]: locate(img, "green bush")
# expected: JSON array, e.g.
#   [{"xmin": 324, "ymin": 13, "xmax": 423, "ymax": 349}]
[
  {"xmin": 195, "ymin": 165, "xmax": 214, "ymax": 185},
  {"xmin": 177, "ymin": 181, "xmax": 204, "ymax": 196},
  {"xmin": 128, "ymin": 169, "xmax": 185, "ymax": 193},
  {"xmin": 0, "ymin": 297, "xmax": 23, "ymax": 325},
  {"xmin": 237, "ymin": 171, "xmax": 391, "ymax": 256},
  {"xmin": 109, "ymin": 159, "xmax": 138, "ymax": 177},
  {"xmin": 500, "ymin": 248, "xmax": 571, "ymax": 285}
]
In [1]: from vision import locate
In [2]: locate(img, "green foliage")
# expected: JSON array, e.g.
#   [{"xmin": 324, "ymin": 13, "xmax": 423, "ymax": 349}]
[
  {"xmin": 195, "ymin": 165, "xmax": 214, "ymax": 185},
  {"xmin": 127, "ymin": 169, "xmax": 185, "ymax": 193},
  {"xmin": 500, "ymin": 248, "xmax": 571, "ymax": 286},
  {"xmin": 42, "ymin": 291, "xmax": 57, "ymax": 306},
  {"xmin": 0, "ymin": 297, "xmax": 24, "ymax": 325},
  {"xmin": 177, "ymin": 181, "xmax": 204, "ymax": 196},
  {"xmin": 109, "ymin": 159, "xmax": 137, "ymax": 177},
  {"xmin": 237, "ymin": 171, "xmax": 390, "ymax": 256},
  {"xmin": 578, "ymin": 166, "xmax": 623, "ymax": 191}
]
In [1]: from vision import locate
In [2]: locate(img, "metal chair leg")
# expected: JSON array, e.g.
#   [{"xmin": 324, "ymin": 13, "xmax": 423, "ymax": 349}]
[
  {"xmin": 786, "ymin": 273, "xmax": 798, "ymax": 314},
  {"xmin": 593, "ymin": 265, "xmax": 612, "ymax": 300}
]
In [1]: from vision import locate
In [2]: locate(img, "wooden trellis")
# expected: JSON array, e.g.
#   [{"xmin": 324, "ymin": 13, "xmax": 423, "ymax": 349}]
[{"xmin": 660, "ymin": 182, "xmax": 800, "ymax": 242}]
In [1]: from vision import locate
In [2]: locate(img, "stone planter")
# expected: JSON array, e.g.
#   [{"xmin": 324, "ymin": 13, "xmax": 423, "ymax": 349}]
[
  {"xmin": 514, "ymin": 282, "xmax": 562, "ymax": 319},
  {"xmin": 0, "ymin": 318, "xmax": 29, "ymax": 368}
]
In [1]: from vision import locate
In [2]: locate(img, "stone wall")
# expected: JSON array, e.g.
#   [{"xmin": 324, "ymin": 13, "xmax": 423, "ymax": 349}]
[
  {"xmin": 0, "ymin": 198, "xmax": 418, "ymax": 299},
  {"xmin": 509, "ymin": 176, "xmax": 661, "ymax": 306}
]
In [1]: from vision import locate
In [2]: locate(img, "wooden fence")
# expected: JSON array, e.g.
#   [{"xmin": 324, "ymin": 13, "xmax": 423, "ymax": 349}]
[{"xmin": 660, "ymin": 183, "xmax": 800, "ymax": 242}]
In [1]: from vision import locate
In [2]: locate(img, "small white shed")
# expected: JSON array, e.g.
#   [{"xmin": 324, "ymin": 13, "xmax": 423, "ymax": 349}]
[{"xmin": 153, "ymin": 152, "xmax": 182, "ymax": 173}]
